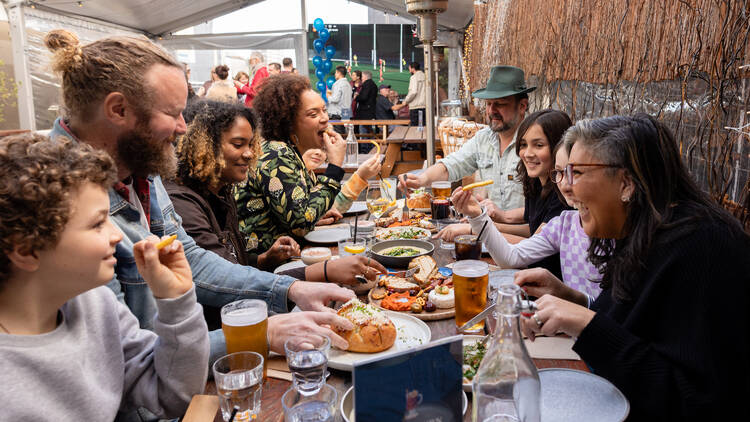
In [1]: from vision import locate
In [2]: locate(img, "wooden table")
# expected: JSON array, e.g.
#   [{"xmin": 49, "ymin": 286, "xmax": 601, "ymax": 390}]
[{"xmin": 189, "ymin": 235, "xmax": 587, "ymax": 422}]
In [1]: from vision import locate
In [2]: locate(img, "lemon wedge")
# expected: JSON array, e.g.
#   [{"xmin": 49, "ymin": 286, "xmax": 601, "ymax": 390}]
[{"xmin": 344, "ymin": 245, "xmax": 366, "ymax": 254}]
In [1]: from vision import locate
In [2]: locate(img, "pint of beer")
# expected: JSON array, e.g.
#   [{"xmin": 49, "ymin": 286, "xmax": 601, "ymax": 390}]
[
  {"xmin": 431, "ymin": 181, "xmax": 452, "ymax": 199},
  {"xmin": 453, "ymin": 260, "xmax": 489, "ymax": 334},
  {"xmin": 221, "ymin": 299, "xmax": 268, "ymax": 377}
]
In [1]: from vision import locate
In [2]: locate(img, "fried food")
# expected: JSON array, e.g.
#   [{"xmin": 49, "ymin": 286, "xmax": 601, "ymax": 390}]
[{"xmin": 334, "ymin": 299, "xmax": 397, "ymax": 353}]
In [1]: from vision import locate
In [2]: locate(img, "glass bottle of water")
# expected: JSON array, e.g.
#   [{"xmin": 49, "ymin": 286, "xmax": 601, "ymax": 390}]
[
  {"xmin": 472, "ymin": 284, "xmax": 541, "ymax": 422},
  {"xmin": 344, "ymin": 124, "xmax": 358, "ymax": 167}
]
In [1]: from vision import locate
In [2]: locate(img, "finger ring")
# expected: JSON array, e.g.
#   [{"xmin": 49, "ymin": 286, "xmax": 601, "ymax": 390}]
[{"xmin": 532, "ymin": 314, "xmax": 544, "ymax": 328}]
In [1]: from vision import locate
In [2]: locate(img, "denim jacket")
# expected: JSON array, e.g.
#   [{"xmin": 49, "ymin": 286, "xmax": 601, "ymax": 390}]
[{"xmin": 50, "ymin": 118, "xmax": 296, "ymax": 362}]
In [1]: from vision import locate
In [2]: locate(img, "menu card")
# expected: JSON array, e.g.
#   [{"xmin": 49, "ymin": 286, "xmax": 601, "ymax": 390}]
[{"xmin": 353, "ymin": 335, "xmax": 463, "ymax": 422}]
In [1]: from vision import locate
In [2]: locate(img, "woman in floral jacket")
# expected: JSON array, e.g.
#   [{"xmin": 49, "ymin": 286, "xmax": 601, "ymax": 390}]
[{"xmin": 236, "ymin": 74, "xmax": 347, "ymax": 253}]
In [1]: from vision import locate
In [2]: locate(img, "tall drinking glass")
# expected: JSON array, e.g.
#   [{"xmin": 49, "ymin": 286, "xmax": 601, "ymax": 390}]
[
  {"xmin": 213, "ymin": 351, "xmax": 264, "ymax": 422},
  {"xmin": 453, "ymin": 260, "xmax": 489, "ymax": 334},
  {"xmin": 431, "ymin": 181, "xmax": 452, "ymax": 199},
  {"xmin": 221, "ymin": 299, "xmax": 268, "ymax": 378},
  {"xmin": 366, "ymin": 182, "xmax": 392, "ymax": 219}
]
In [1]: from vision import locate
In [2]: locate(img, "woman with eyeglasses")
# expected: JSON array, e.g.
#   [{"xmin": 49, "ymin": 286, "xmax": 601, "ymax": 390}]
[
  {"xmin": 524, "ymin": 114, "xmax": 747, "ymax": 419},
  {"xmin": 452, "ymin": 124, "xmax": 602, "ymax": 300}
]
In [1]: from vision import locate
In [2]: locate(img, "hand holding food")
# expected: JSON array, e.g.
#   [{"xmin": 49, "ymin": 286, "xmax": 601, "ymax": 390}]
[
  {"xmin": 315, "ymin": 207, "xmax": 344, "ymax": 226},
  {"xmin": 355, "ymin": 153, "xmax": 382, "ymax": 180},
  {"xmin": 333, "ymin": 299, "xmax": 397, "ymax": 353},
  {"xmin": 133, "ymin": 234, "xmax": 193, "ymax": 299},
  {"xmin": 288, "ymin": 281, "xmax": 356, "ymax": 312},
  {"xmin": 267, "ymin": 311, "xmax": 354, "ymax": 353},
  {"xmin": 451, "ymin": 187, "xmax": 482, "ymax": 218},
  {"xmin": 323, "ymin": 128, "xmax": 346, "ymax": 166}
]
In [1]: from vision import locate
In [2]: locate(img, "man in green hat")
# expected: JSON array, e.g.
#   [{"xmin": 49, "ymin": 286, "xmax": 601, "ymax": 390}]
[{"xmin": 399, "ymin": 65, "xmax": 534, "ymax": 219}]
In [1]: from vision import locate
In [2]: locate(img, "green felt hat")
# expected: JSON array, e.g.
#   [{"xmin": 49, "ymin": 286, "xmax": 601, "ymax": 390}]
[{"xmin": 472, "ymin": 65, "xmax": 536, "ymax": 99}]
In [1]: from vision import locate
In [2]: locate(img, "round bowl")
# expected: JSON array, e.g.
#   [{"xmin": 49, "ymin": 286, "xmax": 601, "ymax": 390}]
[
  {"xmin": 369, "ymin": 239, "xmax": 434, "ymax": 268},
  {"xmin": 301, "ymin": 247, "xmax": 332, "ymax": 265}
]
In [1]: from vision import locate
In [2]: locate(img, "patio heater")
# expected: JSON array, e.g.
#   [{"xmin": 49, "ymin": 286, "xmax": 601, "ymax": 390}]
[{"xmin": 406, "ymin": 0, "xmax": 448, "ymax": 166}]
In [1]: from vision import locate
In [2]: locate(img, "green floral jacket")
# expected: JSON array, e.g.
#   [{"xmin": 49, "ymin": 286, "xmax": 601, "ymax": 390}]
[{"xmin": 235, "ymin": 140, "xmax": 342, "ymax": 253}]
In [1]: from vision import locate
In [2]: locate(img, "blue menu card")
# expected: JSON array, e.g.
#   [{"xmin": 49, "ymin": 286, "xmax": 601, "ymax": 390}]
[{"xmin": 352, "ymin": 335, "xmax": 463, "ymax": 422}]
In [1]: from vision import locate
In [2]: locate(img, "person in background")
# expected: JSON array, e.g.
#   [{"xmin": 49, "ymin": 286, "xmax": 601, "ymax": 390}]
[
  {"xmin": 234, "ymin": 71, "xmax": 250, "ymax": 103},
  {"xmin": 236, "ymin": 52, "xmax": 269, "ymax": 108},
  {"xmin": 390, "ymin": 89, "xmax": 410, "ymax": 119},
  {"xmin": 235, "ymin": 74, "xmax": 347, "ymax": 253},
  {"xmin": 301, "ymin": 148, "xmax": 383, "ymax": 214},
  {"xmin": 205, "ymin": 64, "xmax": 238, "ymax": 103},
  {"xmin": 281, "ymin": 57, "xmax": 295, "ymax": 73},
  {"xmin": 181, "ymin": 62, "xmax": 196, "ymax": 102},
  {"xmin": 167, "ymin": 100, "xmax": 385, "ymax": 334},
  {"xmin": 268, "ymin": 62, "xmax": 282, "ymax": 76},
  {"xmin": 376, "ymin": 84, "xmax": 398, "ymax": 133},
  {"xmin": 521, "ymin": 114, "xmax": 749, "ymax": 420},
  {"xmin": 350, "ymin": 69, "xmax": 362, "ymax": 119},
  {"xmin": 327, "ymin": 65, "xmax": 353, "ymax": 135},
  {"xmin": 394, "ymin": 62, "xmax": 426, "ymax": 127},
  {"xmin": 196, "ymin": 66, "xmax": 218, "ymax": 97},
  {"xmin": 43, "ymin": 29, "xmax": 355, "ymax": 367},
  {"xmin": 355, "ymin": 70, "xmax": 378, "ymax": 146},
  {"xmin": 399, "ymin": 65, "xmax": 533, "ymax": 212},
  {"xmin": 0, "ymin": 134, "xmax": 209, "ymax": 420}
]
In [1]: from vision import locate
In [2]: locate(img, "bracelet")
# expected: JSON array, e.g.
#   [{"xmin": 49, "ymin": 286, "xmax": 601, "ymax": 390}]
[
  {"xmin": 324, "ymin": 259, "xmax": 329, "ymax": 282},
  {"xmin": 585, "ymin": 294, "xmax": 592, "ymax": 309}
]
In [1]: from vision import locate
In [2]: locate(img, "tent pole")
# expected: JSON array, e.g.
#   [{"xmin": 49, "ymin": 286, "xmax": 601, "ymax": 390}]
[
  {"xmin": 6, "ymin": 1, "xmax": 35, "ymax": 130},
  {"xmin": 297, "ymin": 0, "xmax": 309, "ymax": 77}
]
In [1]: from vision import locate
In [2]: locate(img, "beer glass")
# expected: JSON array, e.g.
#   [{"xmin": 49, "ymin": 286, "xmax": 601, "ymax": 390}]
[
  {"xmin": 213, "ymin": 351, "xmax": 264, "ymax": 422},
  {"xmin": 221, "ymin": 299, "xmax": 268, "ymax": 377},
  {"xmin": 431, "ymin": 181, "xmax": 452, "ymax": 199},
  {"xmin": 453, "ymin": 260, "xmax": 489, "ymax": 334}
]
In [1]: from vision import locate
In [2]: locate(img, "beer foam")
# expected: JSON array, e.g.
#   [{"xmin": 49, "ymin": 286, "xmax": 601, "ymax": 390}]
[
  {"xmin": 222, "ymin": 307, "xmax": 266, "ymax": 326},
  {"xmin": 452, "ymin": 261, "xmax": 489, "ymax": 278}
]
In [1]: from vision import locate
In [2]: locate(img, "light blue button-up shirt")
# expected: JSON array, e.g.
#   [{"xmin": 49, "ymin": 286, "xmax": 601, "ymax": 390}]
[{"xmin": 438, "ymin": 126, "xmax": 524, "ymax": 210}]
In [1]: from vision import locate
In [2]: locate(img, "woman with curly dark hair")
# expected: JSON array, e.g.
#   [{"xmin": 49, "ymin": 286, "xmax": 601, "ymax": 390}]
[{"xmin": 235, "ymin": 74, "xmax": 347, "ymax": 253}]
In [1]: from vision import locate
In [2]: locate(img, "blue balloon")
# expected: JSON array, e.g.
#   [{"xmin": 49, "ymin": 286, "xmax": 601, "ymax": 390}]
[
  {"xmin": 312, "ymin": 55, "xmax": 323, "ymax": 69},
  {"xmin": 313, "ymin": 18, "xmax": 325, "ymax": 32},
  {"xmin": 316, "ymin": 80, "xmax": 326, "ymax": 92},
  {"xmin": 322, "ymin": 58, "xmax": 332, "ymax": 74},
  {"xmin": 313, "ymin": 39, "xmax": 324, "ymax": 54},
  {"xmin": 319, "ymin": 28, "xmax": 330, "ymax": 42},
  {"xmin": 324, "ymin": 45, "xmax": 336, "ymax": 59},
  {"xmin": 315, "ymin": 68, "xmax": 325, "ymax": 81},
  {"xmin": 326, "ymin": 76, "xmax": 336, "ymax": 89}
]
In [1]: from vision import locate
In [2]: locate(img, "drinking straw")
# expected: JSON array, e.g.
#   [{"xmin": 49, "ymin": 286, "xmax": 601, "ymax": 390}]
[
  {"xmin": 354, "ymin": 214, "xmax": 359, "ymax": 243},
  {"xmin": 228, "ymin": 406, "xmax": 239, "ymax": 422},
  {"xmin": 476, "ymin": 220, "xmax": 489, "ymax": 240}
]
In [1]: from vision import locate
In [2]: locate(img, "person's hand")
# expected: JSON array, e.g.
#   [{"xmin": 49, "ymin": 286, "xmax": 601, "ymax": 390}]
[
  {"xmin": 257, "ymin": 236, "xmax": 300, "ymax": 270},
  {"xmin": 133, "ymin": 235, "xmax": 193, "ymax": 299},
  {"xmin": 288, "ymin": 281, "xmax": 356, "ymax": 312},
  {"xmin": 267, "ymin": 311, "xmax": 354, "ymax": 352},
  {"xmin": 233, "ymin": 80, "xmax": 243, "ymax": 88},
  {"xmin": 514, "ymin": 268, "xmax": 586, "ymax": 305},
  {"xmin": 354, "ymin": 154, "xmax": 382, "ymax": 181},
  {"xmin": 521, "ymin": 295, "xmax": 595, "ymax": 341},
  {"xmin": 315, "ymin": 208, "xmax": 343, "ymax": 226},
  {"xmin": 323, "ymin": 130, "xmax": 346, "ymax": 166},
  {"xmin": 308, "ymin": 256, "xmax": 387, "ymax": 286},
  {"xmin": 397, "ymin": 173, "xmax": 426, "ymax": 194},
  {"xmin": 450, "ymin": 187, "xmax": 482, "ymax": 218},
  {"xmin": 433, "ymin": 223, "xmax": 472, "ymax": 242},
  {"xmin": 481, "ymin": 199, "xmax": 506, "ymax": 222}
]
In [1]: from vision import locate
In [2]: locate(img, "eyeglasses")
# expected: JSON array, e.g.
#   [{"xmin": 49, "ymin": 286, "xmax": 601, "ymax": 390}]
[{"xmin": 550, "ymin": 163, "xmax": 622, "ymax": 185}]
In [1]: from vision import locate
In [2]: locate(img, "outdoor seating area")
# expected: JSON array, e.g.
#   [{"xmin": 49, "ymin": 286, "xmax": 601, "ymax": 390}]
[{"xmin": 0, "ymin": 1, "xmax": 748, "ymax": 422}]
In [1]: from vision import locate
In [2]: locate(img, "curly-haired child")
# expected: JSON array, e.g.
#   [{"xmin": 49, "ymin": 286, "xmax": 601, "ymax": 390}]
[{"xmin": 0, "ymin": 134, "xmax": 209, "ymax": 419}]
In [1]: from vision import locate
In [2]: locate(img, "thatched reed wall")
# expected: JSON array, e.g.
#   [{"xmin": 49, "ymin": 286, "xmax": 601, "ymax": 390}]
[{"xmin": 464, "ymin": 0, "xmax": 750, "ymax": 229}]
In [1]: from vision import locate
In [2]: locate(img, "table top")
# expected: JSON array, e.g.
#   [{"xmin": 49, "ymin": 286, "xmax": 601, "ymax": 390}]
[
  {"xmin": 195, "ymin": 225, "xmax": 587, "ymax": 422},
  {"xmin": 330, "ymin": 119, "xmax": 411, "ymax": 126}
]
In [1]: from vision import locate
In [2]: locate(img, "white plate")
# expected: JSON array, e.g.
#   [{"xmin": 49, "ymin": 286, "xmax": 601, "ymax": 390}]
[
  {"xmin": 411, "ymin": 207, "xmax": 431, "ymax": 213},
  {"xmin": 327, "ymin": 311, "xmax": 431, "ymax": 371},
  {"xmin": 374, "ymin": 226, "xmax": 432, "ymax": 241},
  {"xmin": 539, "ymin": 368, "xmax": 629, "ymax": 421},
  {"xmin": 304, "ymin": 227, "xmax": 351, "ymax": 244},
  {"xmin": 344, "ymin": 201, "xmax": 368, "ymax": 215},
  {"xmin": 462, "ymin": 335, "xmax": 484, "ymax": 392},
  {"xmin": 274, "ymin": 255, "xmax": 340, "ymax": 274},
  {"xmin": 341, "ymin": 387, "xmax": 467, "ymax": 422}
]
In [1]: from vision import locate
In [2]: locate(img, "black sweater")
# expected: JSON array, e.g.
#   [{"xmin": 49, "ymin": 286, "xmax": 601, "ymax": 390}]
[{"xmin": 573, "ymin": 212, "xmax": 750, "ymax": 421}]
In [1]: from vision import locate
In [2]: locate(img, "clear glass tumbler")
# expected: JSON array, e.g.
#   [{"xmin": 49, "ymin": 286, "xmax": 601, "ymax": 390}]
[{"xmin": 212, "ymin": 351, "xmax": 264, "ymax": 422}]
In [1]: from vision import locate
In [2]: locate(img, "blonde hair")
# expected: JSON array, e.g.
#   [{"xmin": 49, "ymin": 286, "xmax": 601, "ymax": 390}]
[{"xmin": 44, "ymin": 29, "xmax": 182, "ymax": 121}]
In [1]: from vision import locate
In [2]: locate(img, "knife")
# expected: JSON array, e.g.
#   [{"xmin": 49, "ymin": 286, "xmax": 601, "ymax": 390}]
[{"xmin": 458, "ymin": 303, "xmax": 495, "ymax": 332}]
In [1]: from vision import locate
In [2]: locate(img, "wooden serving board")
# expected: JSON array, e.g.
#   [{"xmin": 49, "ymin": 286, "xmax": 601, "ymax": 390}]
[{"xmin": 367, "ymin": 289, "xmax": 455, "ymax": 321}]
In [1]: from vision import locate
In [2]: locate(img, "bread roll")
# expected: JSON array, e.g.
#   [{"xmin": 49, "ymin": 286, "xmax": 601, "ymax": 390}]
[{"xmin": 334, "ymin": 299, "xmax": 397, "ymax": 353}]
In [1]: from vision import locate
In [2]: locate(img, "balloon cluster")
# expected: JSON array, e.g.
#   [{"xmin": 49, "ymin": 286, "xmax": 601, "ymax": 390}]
[{"xmin": 312, "ymin": 18, "xmax": 335, "ymax": 102}]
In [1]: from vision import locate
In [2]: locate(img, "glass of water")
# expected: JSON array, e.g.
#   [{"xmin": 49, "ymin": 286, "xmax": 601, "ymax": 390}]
[
  {"xmin": 436, "ymin": 219, "xmax": 460, "ymax": 250},
  {"xmin": 282, "ymin": 383, "xmax": 338, "ymax": 422},
  {"xmin": 284, "ymin": 334, "xmax": 331, "ymax": 396},
  {"xmin": 212, "ymin": 351, "xmax": 264, "ymax": 422}
]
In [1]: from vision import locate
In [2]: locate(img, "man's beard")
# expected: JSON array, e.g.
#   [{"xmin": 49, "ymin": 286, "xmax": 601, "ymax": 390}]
[
  {"xmin": 489, "ymin": 113, "xmax": 519, "ymax": 133},
  {"xmin": 116, "ymin": 121, "xmax": 177, "ymax": 179}
]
